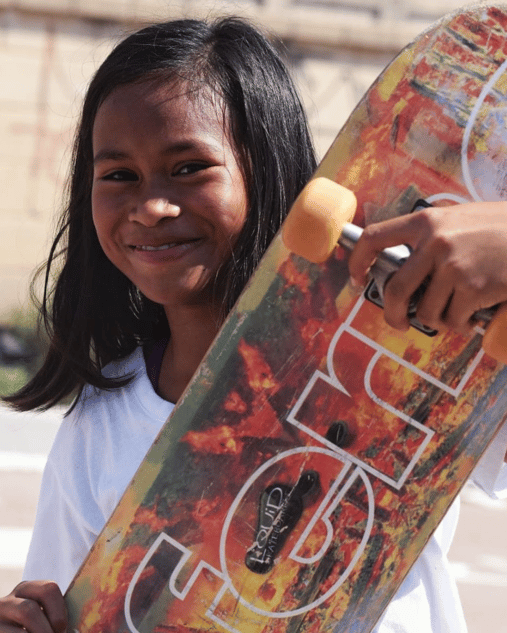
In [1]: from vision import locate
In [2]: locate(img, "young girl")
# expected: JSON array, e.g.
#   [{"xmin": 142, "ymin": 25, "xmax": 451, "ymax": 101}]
[{"xmin": 0, "ymin": 15, "xmax": 505, "ymax": 633}]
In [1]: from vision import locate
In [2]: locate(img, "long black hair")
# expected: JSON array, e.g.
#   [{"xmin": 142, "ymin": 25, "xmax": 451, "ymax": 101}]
[{"xmin": 6, "ymin": 16, "xmax": 317, "ymax": 411}]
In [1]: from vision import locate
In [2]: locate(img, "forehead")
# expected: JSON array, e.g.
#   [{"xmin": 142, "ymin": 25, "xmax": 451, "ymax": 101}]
[{"xmin": 93, "ymin": 78, "xmax": 230, "ymax": 142}]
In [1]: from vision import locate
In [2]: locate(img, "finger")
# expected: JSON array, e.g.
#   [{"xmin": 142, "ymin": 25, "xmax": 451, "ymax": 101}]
[
  {"xmin": 440, "ymin": 284, "xmax": 497, "ymax": 337},
  {"xmin": 0, "ymin": 624, "xmax": 26, "ymax": 633},
  {"xmin": 35, "ymin": 585, "xmax": 67, "ymax": 633},
  {"xmin": 9, "ymin": 582, "xmax": 66, "ymax": 633},
  {"xmin": 348, "ymin": 214, "xmax": 425, "ymax": 287},
  {"xmin": 413, "ymin": 263, "xmax": 461, "ymax": 333},
  {"xmin": 381, "ymin": 248, "xmax": 435, "ymax": 331},
  {"xmin": 442, "ymin": 295, "xmax": 476, "ymax": 336},
  {"xmin": 419, "ymin": 262, "xmax": 500, "ymax": 336},
  {"xmin": 0, "ymin": 596, "xmax": 54, "ymax": 633}
]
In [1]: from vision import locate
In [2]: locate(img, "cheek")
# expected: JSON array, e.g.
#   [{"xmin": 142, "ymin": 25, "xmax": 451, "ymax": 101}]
[
  {"xmin": 91, "ymin": 205, "xmax": 107, "ymax": 250},
  {"xmin": 91, "ymin": 192, "xmax": 118, "ymax": 260},
  {"xmin": 228, "ymin": 205, "xmax": 248, "ymax": 235},
  {"xmin": 91, "ymin": 187, "xmax": 117, "ymax": 237},
  {"xmin": 90, "ymin": 187, "xmax": 103, "ymax": 234},
  {"xmin": 228, "ymin": 180, "xmax": 249, "ymax": 239},
  {"xmin": 217, "ymin": 207, "xmax": 248, "ymax": 254}
]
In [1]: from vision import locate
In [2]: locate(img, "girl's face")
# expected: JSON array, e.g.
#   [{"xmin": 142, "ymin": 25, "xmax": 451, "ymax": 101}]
[{"xmin": 91, "ymin": 80, "xmax": 248, "ymax": 312}]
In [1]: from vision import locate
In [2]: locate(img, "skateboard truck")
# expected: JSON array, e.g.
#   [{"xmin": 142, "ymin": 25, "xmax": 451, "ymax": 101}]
[{"xmin": 336, "ymin": 221, "xmax": 439, "ymax": 335}]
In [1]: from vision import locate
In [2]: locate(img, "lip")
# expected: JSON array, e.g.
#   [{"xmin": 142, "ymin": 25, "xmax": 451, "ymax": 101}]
[{"xmin": 127, "ymin": 238, "xmax": 203, "ymax": 263}]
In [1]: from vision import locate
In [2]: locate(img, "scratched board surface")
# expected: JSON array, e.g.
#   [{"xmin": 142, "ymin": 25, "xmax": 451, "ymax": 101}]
[{"xmin": 66, "ymin": 5, "xmax": 507, "ymax": 633}]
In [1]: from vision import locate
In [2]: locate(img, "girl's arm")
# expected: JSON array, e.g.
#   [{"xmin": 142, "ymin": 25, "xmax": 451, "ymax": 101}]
[{"xmin": 0, "ymin": 581, "xmax": 67, "ymax": 633}]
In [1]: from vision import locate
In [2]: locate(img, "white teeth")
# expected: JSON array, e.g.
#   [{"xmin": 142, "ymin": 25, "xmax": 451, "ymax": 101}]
[{"xmin": 137, "ymin": 244, "xmax": 176, "ymax": 251}]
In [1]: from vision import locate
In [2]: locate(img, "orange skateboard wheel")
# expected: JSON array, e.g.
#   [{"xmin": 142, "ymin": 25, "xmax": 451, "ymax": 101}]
[
  {"xmin": 282, "ymin": 178, "xmax": 357, "ymax": 263},
  {"xmin": 482, "ymin": 303, "xmax": 507, "ymax": 364}
]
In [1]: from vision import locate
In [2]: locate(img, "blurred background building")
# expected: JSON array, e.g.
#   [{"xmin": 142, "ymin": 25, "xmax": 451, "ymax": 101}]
[{"xmin": 0, "ymin": 0, "xmax": 476, "ymax": 319}]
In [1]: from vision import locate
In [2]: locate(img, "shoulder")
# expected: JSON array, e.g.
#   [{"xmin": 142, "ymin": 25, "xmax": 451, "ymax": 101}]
[
  {"xmin": 65, "ymin": 347, "xmax": 146, "ymax": 437},
  {"xmin": 56, "ymin": 347, "xmax": 172, "ymax": 451},
  {"xmin": 45, "ymin": 347, "xmax": 174, "ymax": 517},
  {"xmin": 73, "ymin": 347, "xmax": 170, "ymax": 425}
]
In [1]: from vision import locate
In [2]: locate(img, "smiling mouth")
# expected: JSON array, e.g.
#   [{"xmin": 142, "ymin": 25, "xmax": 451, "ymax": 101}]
[
  {"xmin": 135, "ymin": 244, "xmax": 178, "ymax": 252},
  {"xmin": 131, "ymin": 239, "xmax": 201, "ymax": 252}
]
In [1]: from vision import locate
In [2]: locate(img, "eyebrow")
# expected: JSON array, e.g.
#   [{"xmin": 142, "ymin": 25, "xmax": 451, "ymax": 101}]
[
  {"xmin": 93, "ymin": 140, "xmax": 221, "ymax": 165},
  {"xmin": 93, "ymin": 150, "xmax": 129, "ymax": 165}
]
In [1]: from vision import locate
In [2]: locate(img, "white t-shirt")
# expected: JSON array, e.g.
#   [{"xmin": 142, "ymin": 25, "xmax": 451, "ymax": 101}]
[{"xmin": 23, "ymin": 347, "xmax": 507, "ymax": 632}]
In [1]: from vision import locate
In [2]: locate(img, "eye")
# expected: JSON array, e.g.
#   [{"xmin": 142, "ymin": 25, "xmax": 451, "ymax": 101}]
[
  {"xmin": 175, "ymin": 162, "xmax": 208, "ymax": 176},
  {"xmin": 102, "ymin": 169, "xmax": 138, "ymax": 182}
]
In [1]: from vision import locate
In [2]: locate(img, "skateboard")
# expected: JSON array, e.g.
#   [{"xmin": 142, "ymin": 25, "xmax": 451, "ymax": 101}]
[{"xmin": 66, "ymin": 4, "xmax": 507, "ymax": 632}]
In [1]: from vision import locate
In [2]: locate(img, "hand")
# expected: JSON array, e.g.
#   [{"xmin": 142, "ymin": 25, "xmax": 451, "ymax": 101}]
[
  {"xmin": 0, "ymin": 581, "xmax": 67, "ymax": 633},
  {"xmin": 348, "ymin": 202, "xmax": 507, "ymax": 335}
]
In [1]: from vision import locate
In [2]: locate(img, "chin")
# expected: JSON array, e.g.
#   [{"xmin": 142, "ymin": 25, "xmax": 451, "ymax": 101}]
[{"xmin": 145, "ymin": 285, "xmax": 215, "ymax": 310}]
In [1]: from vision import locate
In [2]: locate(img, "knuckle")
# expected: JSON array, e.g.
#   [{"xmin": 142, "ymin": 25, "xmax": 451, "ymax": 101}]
[
  {"xmin": 465, "ymin": 274, "xmax": 487, "ymax": 294},
  {"xmin": 412, "ymin": 207, "xmax": 452, "ymax": 246},
  {"xmin": 359, "ymin": 223, "xmax": 381, "ymax": 249},
  {"xmin": 452, "ymin": 273, "xmax": 487, "ymax": 306},
  {"xmin": 17, "ymin": 598, "xmax": 41, "ymax": 621},
  {"xmin": 406, "ymin": 208, "xmax": 432, "ymax": 235},
  {"xmin": 12, "ymin": 581, "xmax": 31, "ymax": 596},
  {"xmin": 432, "ymin": 232, "xmax": 453, "ymax": 253},
  {"xmin": 416, "ymin": 205, "xmax": 442, "ymax": 229},
  {"xmin": 360, "ymin": 223, "xmax": 378, "ymax": 241},
  {"xmin": 423, "ymin": 228, "xmax": 454, "ymax": 262},
  {"xmin": 438, "ymin": 257, "xmax": 473, "ymax": 289},
  {"xmin": 39, "ymin": 580, "xmax": 60, "ymax": 598},
  {"xmin": 0, "ymin": 594, "xmax": 15, "ymax": 616}
]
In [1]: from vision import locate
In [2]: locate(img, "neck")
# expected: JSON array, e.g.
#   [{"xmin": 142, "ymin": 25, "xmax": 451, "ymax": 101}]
[{"xmin": 157, "ymin": 304, "xmax": 222, "ymax": 403}]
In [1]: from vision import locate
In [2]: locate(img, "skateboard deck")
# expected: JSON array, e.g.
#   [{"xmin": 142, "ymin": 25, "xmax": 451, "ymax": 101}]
[{"xmin": 66, "ymin": 4, "xmax": 507, "ymax": 632}]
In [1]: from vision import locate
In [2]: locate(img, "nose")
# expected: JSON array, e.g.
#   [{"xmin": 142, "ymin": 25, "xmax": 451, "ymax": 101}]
[{"xmin": 129, "ymin": 183, "xmax": 181, "ymax": 226}]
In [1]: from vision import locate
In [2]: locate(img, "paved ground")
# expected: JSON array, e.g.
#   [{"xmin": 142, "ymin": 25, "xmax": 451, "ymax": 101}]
[
  {"xmin": 0, "ymin": 405, "xmax": 505, "ymax": 631},
  {"xmin": 0, "ymin": 404, "xmax": 60, "ymax": 596}
]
